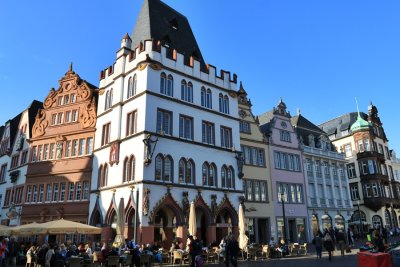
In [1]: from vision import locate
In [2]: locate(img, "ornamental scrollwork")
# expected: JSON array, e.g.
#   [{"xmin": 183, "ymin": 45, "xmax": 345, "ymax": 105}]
[{"xmin": 32, "ymin": 110, "xmax": 48, "ymax": 138}]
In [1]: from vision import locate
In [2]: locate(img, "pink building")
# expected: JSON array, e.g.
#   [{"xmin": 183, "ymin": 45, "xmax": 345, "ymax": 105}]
[{"xmin": 259, "ymin": 99, "xmax": 308, "ymax": 243}]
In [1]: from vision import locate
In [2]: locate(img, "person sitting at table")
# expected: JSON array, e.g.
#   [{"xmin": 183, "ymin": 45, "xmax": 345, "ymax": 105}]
[
  {"xmin": 107, "ymin": 247, "xmax": 119, "ymax": 257},
  {"xmin": 85, "ymin": 243, "xmax": 93, "ymax": 258},
  {"xmin": 373, "ymin": 232, "xmax": 385, "ymax": 252},
  {"xmin": 66, "ymin": 245, "xmax": 77, "ymax": 259},
  {"xmin": 101, "ymin": 243, "xmax": 108, "ymax": 262},
  {"xmin": 50, "ymin": 246, "xmax": 66, "ymax": 267},
  {"xmin": 59, "ymin": 244, "xmax": 67, "ymax": 260}
]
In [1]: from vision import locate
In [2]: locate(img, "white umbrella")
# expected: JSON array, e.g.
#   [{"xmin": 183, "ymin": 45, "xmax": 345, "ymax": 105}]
[
  {"xmin": 40, "ymin": 219, "xmax": 102, "ymax": 234},
  {"xmin": 188, "ymin": 201, "xmax": 197, "ymax": 237},
  {"xmin": 12, "ymin": 222, "xmax": 47, "ymax": 236},
  {"xmin": 114, "ymin": 198, "xmax": 125, "ymax": 246},
  {"xmin": 238, "ymin": 204, "xmax": 249, "ymax": 249}
]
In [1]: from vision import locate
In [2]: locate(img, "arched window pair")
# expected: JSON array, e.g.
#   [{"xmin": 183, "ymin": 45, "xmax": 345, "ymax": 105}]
[
  {"xmin": 160, "ymin": 73, "xmax": 173, "ymax": 96},
  {"xmin": 105, "ymin": 89, "xmax": 113, "ymax": 110},
  {"xmin": 155, "ymin": 154, "xmax": 173, "ymax": 182},
  {"xmin": 202, "ymin": 162, "xmax": 217, "ymax": 187},
  {"xmin": 123, "ymin": 155, "xmax": 136, "ymax": 182},
  {"xmin": 221, "ymin": 165, "xmax": 235, "ymax": 189},
  {"xmin": 127, "ymin": 75, "xmax": 137, "ymax": 99},
  {"xmin": 201, "ymin": 87, "xmax": 212, "ymax": 108},
  {"xmin": 181, "ymin": 80, "xmax": 193, "ymax": 103},
  {"xmin": 219, "ymin": 94, "xmax": 230, "ymax": 114},
  {"xmin": 178, "ymin": 158, "xmax": 195, "ymax": 184},
  {"xmin": 98, "ymin": 164, "xmax": 109, "ymax": 187}
]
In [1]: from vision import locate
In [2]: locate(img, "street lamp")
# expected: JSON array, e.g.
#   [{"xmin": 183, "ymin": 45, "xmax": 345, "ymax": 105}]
[
  {"xmin": 281, "ymin": 192, "xmax": 287, "ymax": 242},
  {"xmin": 357, "ymin": 200, "xmax": 363, "ymax": 239}
]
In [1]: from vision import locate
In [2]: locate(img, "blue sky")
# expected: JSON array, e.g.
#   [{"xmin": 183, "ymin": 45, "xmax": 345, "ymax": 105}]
[{"xmin": 1, "ymin": 0, "xmax": 399, "ymax": 153}]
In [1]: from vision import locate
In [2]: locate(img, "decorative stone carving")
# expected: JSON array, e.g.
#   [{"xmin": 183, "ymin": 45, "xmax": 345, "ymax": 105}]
[
  {"xmin": 182, "ymin": 192, "xmax": 190, "ymax": 219},
  {"xmin": 32, "ymin": 110, "xmax": 48, "ymax": 138},
  {"xmin": 56, "ymin": 206, "xmax": 65, "ymax": 219},
  {"xmin": 109, "ymin": 141, "xmax": 120, "ymax": 166},
  {"xmin": 308, "ymin": 134, "xmax": 315, "ymax": 147},
  {"xmin": 80, "ymin": 98, "xmax": 97, "ymax": 128},
  {"xmin": 210, "ymin": 194, "xmax": 217, "ymax": 219},
  {"xmin": 43, "ymin": 88, "xmax": 57, "ymax": 109},
  {"xmin": 142, "ymin": 189, "xmax": 150, "ymax": 216},
  {"xmin": 77, "ymin": 84, "xmax": 91, "ymax": 101}
]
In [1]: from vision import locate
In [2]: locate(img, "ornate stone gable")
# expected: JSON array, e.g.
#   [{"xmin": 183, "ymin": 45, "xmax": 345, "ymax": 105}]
[{"xmin": 32, "ymin": 65, "xmax": 98, "ymax": 138}]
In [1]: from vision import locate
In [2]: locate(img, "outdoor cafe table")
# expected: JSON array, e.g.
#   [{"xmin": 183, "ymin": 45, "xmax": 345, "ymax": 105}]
[{"xmin": 357, "ymin": 251, "xmax": 393, "ymax": 267}]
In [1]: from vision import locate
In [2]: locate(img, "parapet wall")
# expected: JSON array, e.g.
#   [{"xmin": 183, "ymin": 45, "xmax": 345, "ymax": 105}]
[{"xmin": 99, "ymin": 39, "xmax": 238, "ymax": 91}]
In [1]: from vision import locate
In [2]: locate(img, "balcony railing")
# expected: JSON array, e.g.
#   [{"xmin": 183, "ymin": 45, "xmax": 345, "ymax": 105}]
[
  {"xmin": 357, "ymin": 151, "xmax": 385, "ymax": 162},
  {"xmin": 337, "ymin": 199, "xmax": 343, "ymax": 207},
  {"xmin": 310, "ymin": 197, "xmax": 318, "ymax": 206},
  {"xmin": 320, "ymin": 198, "xmax": 327, "ymax": 206},
  {"xmin": 303, "ymin": 146, "xmax": 346, "ymax": 159},
  {"xmin": 328, "ymin": 199, "xmax": 335, "ymax": 207},
  {"xmin": 345, "ymin": 200, "xmax": 351, "ymax": 207}
]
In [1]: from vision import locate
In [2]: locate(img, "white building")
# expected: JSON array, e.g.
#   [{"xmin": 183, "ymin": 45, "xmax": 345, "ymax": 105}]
[
  {"xmin": 89, "ymin": 0, "xmax": 243, "ymax": 246},
  {"xmin": 0, "ymin": 101, "xmax": 42, "ymax": 226},
  {"xmin": 291, "ymin": 113, "xmax": 353, "ymax": 237}
]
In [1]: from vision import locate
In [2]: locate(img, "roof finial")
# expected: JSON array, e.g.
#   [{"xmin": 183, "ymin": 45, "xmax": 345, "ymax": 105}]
[
  {"xmin": 297, "ymin": 108, "xmax": 301, "ymax": 116},
  {"xmin": 69, "ymin": 62, "xmax": 73, "ymax": 72}
]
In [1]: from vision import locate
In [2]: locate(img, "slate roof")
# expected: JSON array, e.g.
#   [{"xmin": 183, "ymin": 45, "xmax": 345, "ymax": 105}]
[
  {"xmin": 291, "ymin": 114, "xmax": 333, "ymax": 149},
  {"xmin": 8, "ymin": 113, "xmax": 22, "ymax": 150},
  {"xmin": 27, "ymin": 100, "xmax": 43, "ymax": 139},
  {"xmin": 319, "ymin": 112, "xmax": 368, "ymax": 139},
  {"xmin": 0, "ymin": 126, "xmax": 4, "ymax": 140},
  {"xmin": 131, "ymin": 0, "xmax": 206, "ymax": 70},
  {"xmin": 258, "ymin": 110, "xmax": 274, "ymax": 126}
]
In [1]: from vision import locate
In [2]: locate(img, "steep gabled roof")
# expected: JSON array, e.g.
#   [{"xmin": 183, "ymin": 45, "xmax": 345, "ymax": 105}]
[
  {"xmin": 131, "ymin": 0, "xmax": 206, "ymax": 70},
  {"xmin": 27, "ymin": 100, "xmax": 43, "ymax": 139},
  {"xmin": 9, "ymin": 113, "xmax": 22, "ymax": 149},
  {"xmin": 291, "ymin": 114, "xmax": 325, "ymax": 135},
  {"xmin": 319, "ymin": 112, "xmax": 368, "ymax": 139}
]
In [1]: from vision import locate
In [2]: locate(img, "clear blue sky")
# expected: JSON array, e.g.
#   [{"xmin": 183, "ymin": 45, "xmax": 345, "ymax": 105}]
[{"xmin": 1, "ymin": 0, "xmax": 399, "ymax": 153}]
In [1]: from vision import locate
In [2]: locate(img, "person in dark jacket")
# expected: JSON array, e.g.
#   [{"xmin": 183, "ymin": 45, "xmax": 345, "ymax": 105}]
[
  {"xmin": 323, "ymin": 229, "xmax": 334, "ymax": 261},
  {"xmin": 335, "ymin": 231, "xmax": 346, "ymax": 256},
  {"xmin": 226, "ymin": 236, "xmax": 239, "ymax": 267},
  {"xmin": 373, "ymin": 232, "xmax": 385, "ymax": 252}
]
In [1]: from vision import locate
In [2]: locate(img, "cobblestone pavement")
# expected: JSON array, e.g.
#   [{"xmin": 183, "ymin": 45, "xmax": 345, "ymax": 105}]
[{"xmin": 209, "ymin": 251, "xmax": 358, "ymax": 267}]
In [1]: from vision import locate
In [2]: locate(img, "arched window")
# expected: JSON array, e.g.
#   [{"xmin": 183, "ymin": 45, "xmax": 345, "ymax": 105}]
[
  {"xmin": 105, "ymin": 91, "xmax": 110, "ymax": 110},
  {"xmin": 98, "ymin": 165, "xmax": 103, "ymax": 188},
  {"xmin": 206, "ymin": 89, "xmax": 212, "ymax": 108},
  {"xmin": 228, "ymin": 166, "xmax": 234, "ymax": 189},
  {"xmin": 164, "ymin": 156, "xmax": 173, "ymax": 182},
  {"xmin": 224, "ymin": 95, "xmax": 229, "ymax": 114},
  {"xmin": 109, "ymin": 89, "xmax": 113, "ymax": 109},
  {"xmin": 101, "ymin": 164, "xmax": 108, "ymax": 187},
  {"xmin": 221, "ymin": 165, "xmax": 227, "ymax": 188},
  {"xmin": 155, "ymin": 154, "xmax": 163, "ymax": 181},
  {"xmin": 166, "ymin": 75, "xmax": 173, "ymax": 96},
  {"xmin": 219, "ymin": 93, "xmax": 224, "ymax": 112},
  {"xmin": 186, "ymin": 159, "xmax": 194, "ymax": 184},
  {"xmin": 160, "ymin": 73, "xmax": 166, "ymax": 94},
  {"xmin": 181, "ymin": 80, "xmax": 187, "ymax": 101},
  {"xmin": 127, "ymin": 75, "xmax": 137, "ymax": 99},
  {"xmin": 129, "ymin": 155, "xmax": 135, "ymax": 182},
  {"xmin": 209, "ymin": 163, "xmax": 217, "ymax": 187},
  {"xmin": 201, "ymin": 87, "xmax": 206, "ymax": 107},
  {"xmin": 123, "ymin": 158, "xmax": 129, "ymax": 183},
  {"xmin": 202, "ymin": 162, "xmax": 209, "ymax": 186},
  {"xmin": 155, "ymin": 154, "xmax": 173, "ymax": 182},
  {"xmin": 179, "ymin": 159, "xmax": 186, "ymax": 183},
  {"xmin": 187, "ymin": 82, "xmax": 193, "ymax": 103},
  {"xmin": 179, "ymin": 158, "xmax": 194, "ymax": 184}
]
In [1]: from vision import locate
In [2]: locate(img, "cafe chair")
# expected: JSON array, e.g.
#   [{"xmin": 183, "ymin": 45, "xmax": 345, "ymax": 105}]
[
  {"xmin": 172, "ymin": 251, "xmax": 183, "ymax": 265},
  {"xmin": 69, "ymin": 258, "xmax": 82, "ymax": 267},
  {"xmin": 107, "ymin": 256, "xmax": 121, "ymax": 267}
]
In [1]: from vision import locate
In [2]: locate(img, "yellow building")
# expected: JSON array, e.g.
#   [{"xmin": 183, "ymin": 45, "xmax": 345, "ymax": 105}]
[{"xmin": 237, "ymin": 84, "xmax": 275, "ymax": 243}]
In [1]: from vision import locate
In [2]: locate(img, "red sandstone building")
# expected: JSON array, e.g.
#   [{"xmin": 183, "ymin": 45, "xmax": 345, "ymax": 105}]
[{"xmin": 21, "ymin": 66, "xmax": 98, "ymax": 242}]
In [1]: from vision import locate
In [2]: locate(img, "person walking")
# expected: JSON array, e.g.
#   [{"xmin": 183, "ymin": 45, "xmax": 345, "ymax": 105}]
[
  {"xmin": 226, "ymin": 235, "xmax": 239, "ymax": 267},
  {"xmin": 347, "ymin": 228, "xmax": 354, "ymax": 246},
  {"xmin": 313, "ymin": 231, "xmax": 323, "ymax": 259},
  {"xmin": 335, "ymin": 231, "xmax": 346, "ymax": 256},
  {"xmin": 323, "ymin": 229, "xmax": 335, "ymax": 261}
]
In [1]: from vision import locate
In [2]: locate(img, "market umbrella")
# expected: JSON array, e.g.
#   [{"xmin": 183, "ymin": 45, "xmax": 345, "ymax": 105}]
[
  {"xmin": 0, "ymin": 225, "xmax": 11, "ymax": 236},
  {"xmin": 40, "ymin": 219, "xmax": 102, "ymax": 234},
  {"xmin": 188, "ymin": 201, "xmax": 197, "ymax": 237},
  {"xmin": 12, "ymin": 222, "xmax": 47, "ymax": 236},
  {"xmin": 238, "ymin": 203, "xmax": 249, "ymax": 249},
  {"xmin": 114, "ymin": 198, "xmax": 125, "ymax": 246}
]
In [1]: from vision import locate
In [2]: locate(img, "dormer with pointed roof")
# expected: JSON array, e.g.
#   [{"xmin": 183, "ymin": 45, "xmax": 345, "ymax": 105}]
[
  {"xmin": 273, "ymin": 97, "xmax": 290, "ymax": 117},
  {"xmin": 131, "ymin": 0, "xmax": 206, "ymax": 70}
]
